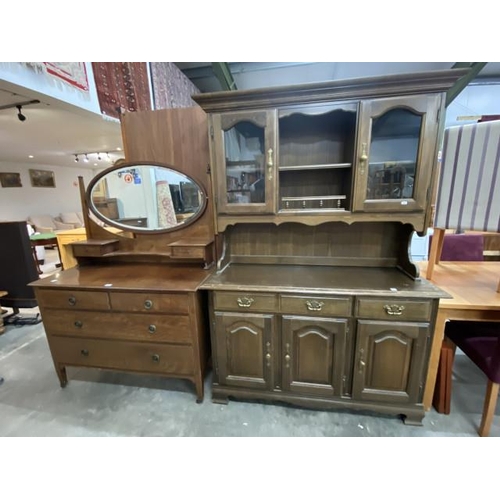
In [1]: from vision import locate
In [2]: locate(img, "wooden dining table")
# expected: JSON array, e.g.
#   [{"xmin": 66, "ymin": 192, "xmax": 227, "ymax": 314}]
[{"xmin": 419, "ymin": 261, "xmax": 500, "ymax": 410}]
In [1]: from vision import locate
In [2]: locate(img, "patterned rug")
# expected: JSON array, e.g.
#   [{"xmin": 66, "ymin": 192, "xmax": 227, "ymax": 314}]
[{"xmin": 92, "ymin": 62, "xmax": 152, "ymax": 119}]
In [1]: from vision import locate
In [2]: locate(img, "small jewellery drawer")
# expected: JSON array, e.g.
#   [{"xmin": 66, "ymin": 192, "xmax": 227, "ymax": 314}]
[
  {"xmin": 109, "ymin": 292, "xmax": 189, "ymax": 314},
  {"xmin": 213, "ymin": 291, "xmax": 279, "ymax": 312},
  {"xmin": 355, "ymin": 298, "xmax": 432, "ymax": 321},
  {"xmin": 281, "ymin": 295, "xmax": 352, "ymax": 317},
  {"xmin": 43, "ymin": 311, "xmax": 191, "ymax": 344},
  {"xmin": 50, "ymin": 337, "xmax": 194, "ymax": 375},
  {"xmin": 36, "ymin": 289, "xmax": 110, "ymax": 310}
]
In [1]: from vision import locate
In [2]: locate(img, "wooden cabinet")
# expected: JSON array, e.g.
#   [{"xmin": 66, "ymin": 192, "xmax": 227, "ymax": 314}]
[
  {"xmin": 208, "ymin": 284, "xmax": 440, "ymax": 424},
  {"xmin": 195, "ymin": 70, "xmax": 465, "ymax": 424},
  {"xmin": 32, "ymin": 265, "xmax": 210, "ymax": 402}
]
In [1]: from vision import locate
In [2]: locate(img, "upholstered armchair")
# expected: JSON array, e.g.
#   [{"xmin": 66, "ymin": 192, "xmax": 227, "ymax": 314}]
[{"xmin": 28, "ymin": 214, "xmax": 75, "ymax": 234}]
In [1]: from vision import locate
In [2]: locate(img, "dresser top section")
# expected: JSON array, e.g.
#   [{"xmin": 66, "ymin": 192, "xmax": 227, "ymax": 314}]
[
  {"xmin": 30, "ymin": 264, "xmax": 212, "ymax": 292},
  {"xmin": 192, "ymin": 69, "xmax": 469, "ymax": 112},
  {"xmin": 201, "ymin": 264, "xmax": 450, "ymax": 299}
]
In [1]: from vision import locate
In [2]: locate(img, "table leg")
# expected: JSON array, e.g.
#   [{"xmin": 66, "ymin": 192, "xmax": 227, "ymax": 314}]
[
  {"xmin": 426, "ymin": 228, "xmax": 445, "ymax": 281},
  {"xmin": 423, "ymin": 309, "xmax": 448, "ymax": 410}
]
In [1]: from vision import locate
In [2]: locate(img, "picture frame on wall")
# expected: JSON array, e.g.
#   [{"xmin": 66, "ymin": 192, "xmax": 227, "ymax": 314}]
[
  {"xmin": 0, "ymin": 172, "xmax": 22, "ymax": 188},
  {"xmin": 29, "ymin": 169, "xmax": 56, "ymax": 188}
]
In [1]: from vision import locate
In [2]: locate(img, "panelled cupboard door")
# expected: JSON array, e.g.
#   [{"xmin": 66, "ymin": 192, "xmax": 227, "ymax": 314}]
[
  {"xmin": 352, "ymin": 94, "xmax": 441, "ymax": 212},
  {"xmin": 282, "ymin": 316, "xmax": 348, "ymax": 398},
  {"xmin": 211, "ymin": 110, "xmax": 277, "ymax": 214},
  {"xmin": 214, "ymin": 312, "xmax": 275, "ymax": 390},
  {"xmin": 352, "ymin": 320, "xmax": 429, "ymax": 404}
]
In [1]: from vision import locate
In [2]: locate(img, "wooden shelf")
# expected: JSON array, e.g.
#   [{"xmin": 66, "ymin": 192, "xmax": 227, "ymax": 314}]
[
  {"xmin": 281, "ymin": 195, "xmax": 347, "ymax": 202},
  {"xmin": 279, "ymin": 163, "xmax": 351, "ymax": 171}
]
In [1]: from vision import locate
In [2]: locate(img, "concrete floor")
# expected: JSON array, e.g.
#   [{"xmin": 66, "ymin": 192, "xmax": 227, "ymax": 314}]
[{"xmin": 1, "ymin": 317, "xmax": 498, "ymax": 437}]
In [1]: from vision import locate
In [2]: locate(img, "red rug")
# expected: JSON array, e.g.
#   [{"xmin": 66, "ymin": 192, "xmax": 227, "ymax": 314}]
[{"xmin": 92, "ymin": 62, "xmax": 151, "ymax": 119}]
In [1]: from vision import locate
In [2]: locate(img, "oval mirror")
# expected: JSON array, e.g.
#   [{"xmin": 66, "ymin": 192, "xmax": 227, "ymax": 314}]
[{"xmin": 86, "ymin": 161, "xmax": 207, "ymax": 233}]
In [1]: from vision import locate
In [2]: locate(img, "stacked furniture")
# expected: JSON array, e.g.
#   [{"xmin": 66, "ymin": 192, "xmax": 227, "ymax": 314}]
[{"xmin": 193, "ymin": 69, "xmax": 467, "ymax": 424}]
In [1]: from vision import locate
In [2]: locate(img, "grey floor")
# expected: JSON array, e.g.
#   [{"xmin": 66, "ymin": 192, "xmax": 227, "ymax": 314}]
[{"xmin": 0, "ymin": 250, "xmax": 498, "ymax": 437}]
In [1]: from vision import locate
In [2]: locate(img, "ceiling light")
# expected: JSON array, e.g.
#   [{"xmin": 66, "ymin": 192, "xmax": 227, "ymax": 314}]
[
  {"xmin": 84, "ymin": 154, "xmax": 89, "ymax": 163},
  {"xmin": 28, "ymin": 155, "xmax": 34, "ymax": 159},
  {"xmin": 106, "ymin": 152, "xmax": 111, "ymax": 162},
  {"xmin": 97, "ymin": 153, "xmax": 102, "ymax": 160},
  {"xmin": 94, "ymin": 163, "xmax": 98, "ymax": 166},
  {"xmin": 74, "ymin": 155, "xmax": 79, "ymax": 162},
  {"xmin": 117, "ymin": 147, "xmax": 122, "ymax": 151},
  {"xmin": 16, "ymin": 105, "xmax": 26, "ymax": 122}
]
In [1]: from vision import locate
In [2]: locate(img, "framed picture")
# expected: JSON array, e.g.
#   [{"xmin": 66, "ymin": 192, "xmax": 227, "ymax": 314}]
[
  {"xmin": 0, "ymin": 172, "xmax": 22, "ymax": 188},
  {"xmin": 29, "ymin": 169, "xmax": 56, "ymax": 188}
]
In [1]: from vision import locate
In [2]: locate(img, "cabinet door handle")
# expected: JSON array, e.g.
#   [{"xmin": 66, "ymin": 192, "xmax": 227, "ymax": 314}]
[
  {"xmin": 358, "ymin": 348, "xmax": 365, "ymax": 373},
  {"xmin": 384, "ymin": 304, "xmax": 405, "ymax": 316},
  {"xmin": 81, "ymin": 349, "xmax": 89, "ymax": 357},
  {"xmin": 237, "ymin": 297, "xmax": 254, "ymax": 308},
  {"xmin": 285, "ymin": 354, "xmax": 291, "ymax": 368},
  {"xmin": 152, "ymin": 354, "xmax": 160, "ymax": 363},
  {"xmin": 265, "ymin": 342, "xmax": 271, "ymax": 367},
  {"xmin": 144, "ymin": 299, "xmax": 153, "ymax": 310},
  {"xmin": 359, "ymin": 143, "xmax": 368, "ymax": 175},
  {"xmin": 74, "ymin": 320, "xmax": 83, "ymax": 328},
  {"xmin": 267, "ymin": 148, "xmax": 273, "ymax": 180},
  {"xmin": 305, "ymin": 300, "xmax": 324, "ymax": 312},
  {"xmin": 148, "ymin": 324, "xmax": 157, "ymax": 334},
  {"xmin": 68, "ymin": 296, "xmax": 76, "ymax": 306}
]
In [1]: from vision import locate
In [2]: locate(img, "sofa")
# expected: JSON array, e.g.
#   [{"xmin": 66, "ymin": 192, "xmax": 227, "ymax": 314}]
[{"xmin": 28, "ymin": 212, "xmax": 84, "ymax": 234}]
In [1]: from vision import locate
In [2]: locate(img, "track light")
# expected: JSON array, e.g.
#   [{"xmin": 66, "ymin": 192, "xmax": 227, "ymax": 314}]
[
  {"xmin": 74, "ymin": 154, "xmax": 79, "ymax": 162},
  {"xmin": 84, "ymin": 154, "xmax": 89, "ymax": 163},
  {"xmin": 16, "ymin": 105, "xmax": 26, "ymax": 122},
  {"xmin": 97, "ymin": 152, "xmax": 102, "ymax": 160}
]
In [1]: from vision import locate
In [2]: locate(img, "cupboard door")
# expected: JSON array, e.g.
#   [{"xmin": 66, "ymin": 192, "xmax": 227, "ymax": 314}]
[
  {"xmin": 282, "ymin": 316, "xmax": 348, "ymax": 398},
  {"xmin": 352, "ymin": 320, "xmax": 429, "ymax": 404},
  {"xmin": 212, "ymin": 110, "xmax": 277, "ymax": 214},
  {"xmin": 214, "ymin": 312, "xmax": 274, "ymax": 390},
  {"xmin": 353, "ymin": 95, "xmax": 441, "ymax": 212}
]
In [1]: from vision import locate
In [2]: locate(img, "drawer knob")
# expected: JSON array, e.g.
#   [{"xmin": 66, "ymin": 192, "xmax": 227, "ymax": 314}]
[
  {"xmin": 144, "ymin": 299, "xmax": 153, "ymax": 310},
  {"xmin": 237, "ymin": 297, "xmax": 254, "ymax": 308},
  {"xmin": 148, "ymin": 324, "xmax": 157, "ymax": 334},
  {"xmin": 384, "ymin": 304, "xmax": 405, "ymax": 316},
  {"xmin": 80, "ymin": 349, "xmax": 89, "ymax": 357},
  {"xmin": 68, "ymin": 296, "xmax": 77, "ymax": 306},
  {"xmin": 152, "ymin": 354, "xmax": 160, "ymax": 363},
  {"xmin": 306, "ymin": 300, "xmax": 324, "ymax": 312},
  {"xmin": 74, "ymin": 320, "xmax": 83, "ymax": 328}
]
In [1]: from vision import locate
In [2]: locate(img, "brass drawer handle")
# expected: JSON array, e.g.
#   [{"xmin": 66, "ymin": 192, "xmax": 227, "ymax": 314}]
[
  {"xmin": 384, "ymin": 304, "xmax": 405, "ymax": 316},
  {"xmin": 152, "ymin": 354, "xmax": 160, "ymax": 363},
  {"xmin": 148, "ymin": 324, "xmax": 157, "ymax": 334},
  {"xmin": 306, "ymin": 300, "xmax": 324, "ymax": 312},
  {"xmin": 144, "ymin": 299, "xmax": 153, "ymax": 310},
  {"xmin": 74, "ymin": 320, "xmax": 83, "ymax": 328},
  {"xmin": 81, "ymin": 349, "xmax": 89, "ymax": 357},
  {"xmin": 68, "ymin": 296, "xmax": 76, "ymax": 306},
  {"xmin": 237, "ymin": 297, "xmax": 254, "ymax": 308}
]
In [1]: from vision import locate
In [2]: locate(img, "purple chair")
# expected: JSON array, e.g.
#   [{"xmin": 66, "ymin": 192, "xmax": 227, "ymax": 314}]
[
  {"xmin": 429, "ymin": 233, "xmax": 484, "ymax": 262},
  {"xmin": 445, "ymin": 320, "xmax": 500, "ymax": 436}
]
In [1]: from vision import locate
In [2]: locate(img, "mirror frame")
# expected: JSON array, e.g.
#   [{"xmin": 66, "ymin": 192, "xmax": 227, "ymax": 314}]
[{"xmin": 86, "ymin": 160, "xmax": 208, "ymax": 234}]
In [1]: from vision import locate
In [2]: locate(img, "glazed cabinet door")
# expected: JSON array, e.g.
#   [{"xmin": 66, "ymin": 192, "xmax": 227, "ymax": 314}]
[
  {"xmin": 352, "ymin": 320, "xmax": 429, "ymax": 404},
  {"xmin": 352, "ymin": 94, "xmax": 441, "ymax": 212},
  {"xmin": 214, "ymin": 311, "xmax": 275, "ymax": 390},
  {"xmin": 282, "ymin": 316, "xmax": 348, "ymax": 398},
  {"xmin": 211, "ymin": 110, "xmax": 277, "ymax": 214}
]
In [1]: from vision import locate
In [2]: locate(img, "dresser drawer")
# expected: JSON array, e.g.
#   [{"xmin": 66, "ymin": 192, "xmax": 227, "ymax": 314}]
[
  {"xmin": 281, "ymin": 295, "xmax": 352, "ymax": 317},
  {"xmin": 43, "ymin": 310, "xmax": 191, "ymax": 344},
  {"xmin": 213, "ymin": 291, "xmax": 279, "ymax": 312},
  {"xmin": 50, "ymin": 337, "xmax": 194, "ymax": 375},
  {"xmin": 355, "ymin": 298, "xmax": 432, "ymax": 321},
  {"xmin": 109, "ymin": 292, "xmax": 189, "ymax": 314},
  {"xmin": 36, "ymin": 289, "xmax": 110, "ymax": 310}
]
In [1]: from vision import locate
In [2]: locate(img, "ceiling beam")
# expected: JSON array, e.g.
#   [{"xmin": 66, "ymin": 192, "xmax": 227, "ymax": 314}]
[
  {"xmin": 446, "ymin": 63, "xmax": 488, "ymax": 106},
  {"xmin": 211, "ymin": 62, "xmax": 237, "ymax": 91}
]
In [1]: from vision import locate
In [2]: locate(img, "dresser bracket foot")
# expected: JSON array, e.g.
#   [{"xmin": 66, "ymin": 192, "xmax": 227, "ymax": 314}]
[{"xmin": 402, "ymin": 412, "xmax": 425, "ymax": 426}]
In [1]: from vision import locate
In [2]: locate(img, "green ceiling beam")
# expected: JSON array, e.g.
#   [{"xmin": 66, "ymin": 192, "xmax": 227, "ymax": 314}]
[
  {"xmin": 212, "ymin": 62, "xmax": 237, "ymax": 91},
  {"xmin": 446, "ymin": 62, "xmax": 488, "ymax": 106}
]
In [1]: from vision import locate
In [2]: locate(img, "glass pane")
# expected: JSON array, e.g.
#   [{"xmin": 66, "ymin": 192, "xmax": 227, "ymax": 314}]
[
  {"xmin": 366, "ymin": 108, "xmax": 422, "ymax": 200},
  {"xmin": 224, "ymin": 121, "xmax": 265, "ymax": 204}
]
